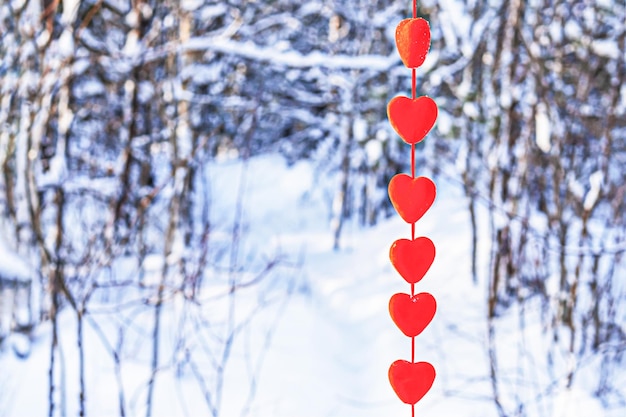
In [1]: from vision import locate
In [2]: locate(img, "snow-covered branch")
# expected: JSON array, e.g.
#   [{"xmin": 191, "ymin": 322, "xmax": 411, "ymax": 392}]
[{"xmin": 180, "ymin": 37, "xmax": 399, "ymax": 70}]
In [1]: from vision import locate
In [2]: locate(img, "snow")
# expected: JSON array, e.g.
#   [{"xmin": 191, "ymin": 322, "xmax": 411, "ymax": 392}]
[
  {"xmin": 583, "ymin": 170, "xmax": 603, "ymax": 211},
  {"xmin": 462, "ymin": 102, "xmax": 480, "ymax": 119},
  {"xmin": 200, "ymin": 4, "xmax": 227, "ymax": 21},
  {"xmin": 591, "ymin": 39, "xmax": 621, "ymax": 60},
  {"xmin": 552, "ymin": 387, "xmax": 606, "ymax": 417},
  {"xmin": 567, "ymin": 174, "xmax": 585, "ymax": 201},
  {"xmin": 353, "ymin": 117, "xmax": 368, "ymax": 142},
  {"xmin": 125, "ymin": 9, "xmax": 139, "ymax": 28},
  {"xmin": 1, "ymin": 1, "xmax": 624, "ymax": 413},
  {"xmin": 535, "ymin": 102, "xmax": 551, "ymax": 153},
  {"xmin": 549, "ymin": 21, "xmax": 563, "ymax": 44},
  {"xmin": 180, "ymin": 63, "xmax": 223, "ymax": 86},
  {"xmin": 1, "ymin": 154, "xmax": 623, "ymax": 417},
  {"xmin": 74, "ymin": 79, "xmax": 106, "ymax": 98},
  {"xmin": 365, "ymin": 139, "xmax": 382, "ymax": 164},
  {"xmin": 181, "ymin": 0, "xmax": 203, "ymax": 12},
  {"xmin": 436, "ymin": 109, "xmax": 452, "ymax": 136},
  {"xmin": 71, "ymin": 58, "xmax": 91, "ymax": 77},
  {"xmin": 596, "ymin": 0, "xmax": 613, "ymax": 8},
  {"xmin": 61, "ymin": 0, "xmax": 79, "ymax": 25},
  {"xmin": 564, "ymin": 20, "xmax": 582, "ymax": 40},
  {"xmin": 123, "ymin": 30, "xmax": 143, "ymax": 58},
  {"xmin": 181, "ymin": 37, "xmax": 397, "ymax": 70},
  {"xmin": 0, "ymin": 243, "xmax": 33, "ymax": 282},
  {"xmin": 137, "ymin": 80, "xmax": 155, "ymax": 103}
]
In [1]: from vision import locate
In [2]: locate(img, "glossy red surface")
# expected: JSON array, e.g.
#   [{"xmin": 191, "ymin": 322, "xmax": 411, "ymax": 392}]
[
  {"xmin": 388, "ymin": 174, "xmax": 436, "ymax": 224},
  {"xmin": 388, "ymin": 360, "xmax": 436, "ymax": 405},
  {"xmin": 387, "ymin": 96, "xmax": 438, "ymax": 145},
  {"xmin": 389, "ymin": 237, "xmax": 436, "ymax": 284},
  {"xmin": 389, "ymin": 292, "xmax": 436, "ymax": 338},
  {"xmin": 395, "ymin": 18, "xmax": 431, "ymax": 68}
]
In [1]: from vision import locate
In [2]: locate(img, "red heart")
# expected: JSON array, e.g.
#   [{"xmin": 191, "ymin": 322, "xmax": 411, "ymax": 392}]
[
  {"xmin": 388, "ymin": 175, "xmax": 436, "ymax": 224},
  {"xmin": 388, "ymin": 360, "xmax": 436, "ymax": 404},
  {"xmin": 389, "ymin": 292, "xmax": 436, "ymax": 338},
  {"xmin": 395, "ymin": 18, "xmax": 431, "ymax": 68},
  {"xmin": 389, "ymin": 237, "xmax": 435, "ymax": 284},
  {"xmin": 387, "ymin": 96, "xmax": 438, "ymax": 145}
]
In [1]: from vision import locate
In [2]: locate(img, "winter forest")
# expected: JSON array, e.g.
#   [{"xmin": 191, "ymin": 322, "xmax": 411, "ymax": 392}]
[{"xmin": 0, "ymin": 0, "xmax": 625, "ymax": 416}]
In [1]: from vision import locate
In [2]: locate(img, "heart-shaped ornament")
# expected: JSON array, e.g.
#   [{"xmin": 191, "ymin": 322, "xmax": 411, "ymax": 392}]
[
  {"xmin": 389, "ymin": 237, "xmax": 435, "ymax": 284},
  {"xmin": 389, "ymin": 292, "xmax": 436, "ymax": 338},
  {"xmin": 388, "ymin": 360, "xmax": 436, "ymax": 405},
  {"xmin": 395, "ymin": 18, "xmax": 431, "ymax": 68},
  {"xmin": 387, "ymin": 96, "xmax": 438, "ymax": 145},
  {"xmin": 388, "ymin": 175, "xmax": 436, "ymax": 224}
]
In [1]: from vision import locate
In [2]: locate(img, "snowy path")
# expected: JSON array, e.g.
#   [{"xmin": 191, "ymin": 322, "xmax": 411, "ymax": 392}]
[{"xmin": 0, "ymin": 155, "xmax": 620, "ymax": 417}]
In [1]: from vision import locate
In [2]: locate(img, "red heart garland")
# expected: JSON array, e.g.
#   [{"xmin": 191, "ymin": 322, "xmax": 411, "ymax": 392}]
[
  {"xmin": 388, "ymin": 175, "xmax": 436, "ymax": 224},
  {"xmin": 395, "ymin": 18, "xmax": 431, "ymax": 68},
  {"xmin": 389, "ymin": 237, "xmax": 435, "ymax": 284},
  {"xmin": 389, "ymin": 292, "xmax": 436, "ymax": 338},
  {"xmin": 388, "ymin": 360, "xmax": 436, "ymax": 405},
  {"xmin": 387, "ymin": 96, "xmax": 438, "ymax": 145}
]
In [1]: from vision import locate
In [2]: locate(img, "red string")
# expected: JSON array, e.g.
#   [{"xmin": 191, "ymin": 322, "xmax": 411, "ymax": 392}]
[
  {"xmin": 412, "ymin": 4, "xmax": 421, "ymax": 417},
  {"xmin": 411, "ymin": 143, "xmax": 415, "ymax": 178},
  {"xmin": 411, "ymin": 4, "xmax": 417, "ymax": 374}
]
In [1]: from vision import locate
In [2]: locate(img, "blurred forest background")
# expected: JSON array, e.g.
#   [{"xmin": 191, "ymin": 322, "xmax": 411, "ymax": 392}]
[{"xmin": 0, "ymin": 0, "xmax": 625, "ymax": 416}]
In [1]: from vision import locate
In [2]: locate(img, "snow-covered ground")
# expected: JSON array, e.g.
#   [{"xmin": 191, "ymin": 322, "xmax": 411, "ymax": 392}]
[{"xmin": 0, "ymin": 154, "xmax": 623, "ymax": 417}]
